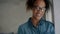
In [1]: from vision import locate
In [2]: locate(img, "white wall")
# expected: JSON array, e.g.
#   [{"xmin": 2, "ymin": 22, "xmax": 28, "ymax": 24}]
[
  {"xmin": 53, "ymin": 0, "xmax": 60, "ymax": 34},
  {"xmin": 0, "ymin": 0, "xmax": 32, "ymax": 33}
]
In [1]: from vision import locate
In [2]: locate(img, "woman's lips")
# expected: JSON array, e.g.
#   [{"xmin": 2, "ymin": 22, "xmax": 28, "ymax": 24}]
[{"xmin": 36, "ymin": 14, "xmax": 41, "ymax": 17}]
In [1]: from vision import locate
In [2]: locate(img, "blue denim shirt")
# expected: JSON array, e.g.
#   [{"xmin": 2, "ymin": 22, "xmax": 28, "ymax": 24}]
[{"xmin": 18, "ymin": 18, "xmax": 55, "ymax": 34}]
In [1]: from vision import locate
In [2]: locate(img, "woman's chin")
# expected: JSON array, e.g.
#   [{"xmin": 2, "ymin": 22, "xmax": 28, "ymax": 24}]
[{"xmin": 35, "ymin": 16, "xmax": 41, "ymax": 20}]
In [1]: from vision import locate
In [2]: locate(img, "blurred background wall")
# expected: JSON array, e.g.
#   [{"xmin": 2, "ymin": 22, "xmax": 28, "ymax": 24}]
[
  {"xmin": 0, "ymin": 0, "xmax": 32, "ymax": 33},
  {"xmin": 53, "ymin": 0, "xmax": 60, "ymax": 34}
]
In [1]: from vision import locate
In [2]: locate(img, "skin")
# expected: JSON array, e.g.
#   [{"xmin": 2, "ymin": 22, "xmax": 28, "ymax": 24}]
[{"xmin": 31, "ymin": 0, "xmax": 46, "ymax": 27}]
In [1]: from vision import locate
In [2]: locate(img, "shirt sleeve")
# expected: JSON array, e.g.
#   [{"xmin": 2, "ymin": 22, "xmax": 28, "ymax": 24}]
[
  {"xmin": 50, "ymin": 24, "xmax": 55, "ymax": 34},
  {"xmin": 47, "ymin": 23, "xmax": 55, "ymax": 34},
  {"xmin": 17, "ymin": 26, "xmax": 24, "ymax": 34}
]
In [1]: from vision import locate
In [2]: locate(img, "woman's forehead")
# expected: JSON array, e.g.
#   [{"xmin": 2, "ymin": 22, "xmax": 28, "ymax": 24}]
[
  {"xmin": 35, "ymin": 0, "xmax": 44, "ymax": 2},
  {"xmin": 34, "ymin": 0, "xmax": 46, "ymax": 7},
  {"xmin": 37, "ymin": 0, "xmax": 44, "ymax": 1}
]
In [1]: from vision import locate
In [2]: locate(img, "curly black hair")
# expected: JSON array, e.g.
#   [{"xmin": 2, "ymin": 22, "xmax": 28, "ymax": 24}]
[{"xmin": 26, "ymin": 0, "xmax": 51, "ymax": 11}]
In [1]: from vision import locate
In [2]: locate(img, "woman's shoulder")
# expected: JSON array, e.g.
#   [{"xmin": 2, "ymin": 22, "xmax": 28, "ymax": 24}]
[
  {"xmin": 42, "ymin": 19, "xmax": 54, "ymax": 27},
  {"xmin": 46, "ymin": 20, "xmax": 54, "ymax": 26},
  {"xmin": 18, "ymin": 22, "xmax": 29, "ymax": 29}
]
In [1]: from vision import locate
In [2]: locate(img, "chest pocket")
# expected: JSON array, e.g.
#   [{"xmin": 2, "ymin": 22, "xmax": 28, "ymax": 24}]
[
  {"xmin": 39, "ymin": 25, "xmax": 51, "ymax": 34},
  {"xmin": 38, "ymin": 25, "xmax": 48, "ymax": 33}
]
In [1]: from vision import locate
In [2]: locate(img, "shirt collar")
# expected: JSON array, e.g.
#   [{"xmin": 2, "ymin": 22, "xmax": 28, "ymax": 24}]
[{"xmin": 28, "ymin": 17, "xmax": 45, "ymax": 27}]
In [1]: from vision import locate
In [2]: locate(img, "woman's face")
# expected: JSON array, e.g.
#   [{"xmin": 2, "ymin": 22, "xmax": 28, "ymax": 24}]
[{"xmin": 32, "ymin": 0, "xmax": 46, "ymax": 20}]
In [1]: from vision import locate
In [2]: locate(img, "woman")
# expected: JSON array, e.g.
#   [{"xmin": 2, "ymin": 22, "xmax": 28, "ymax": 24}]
[{"xmin": 18, "ymin": 0, "xmax": 55, "ymax": 34}]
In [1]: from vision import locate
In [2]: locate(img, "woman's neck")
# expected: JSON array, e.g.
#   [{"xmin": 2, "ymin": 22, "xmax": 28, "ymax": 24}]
[{"xmin": 31, "ymin": 17, "xmax": 41, "ymax": 27}]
